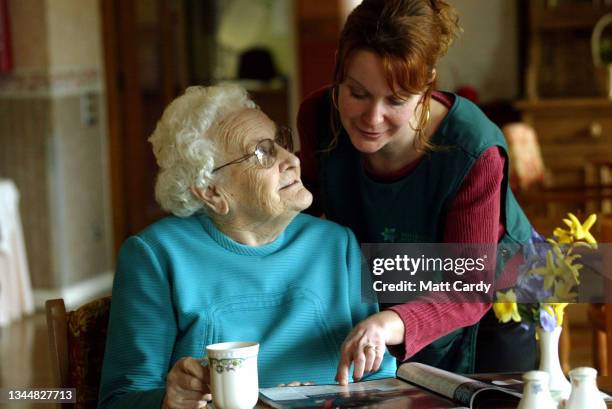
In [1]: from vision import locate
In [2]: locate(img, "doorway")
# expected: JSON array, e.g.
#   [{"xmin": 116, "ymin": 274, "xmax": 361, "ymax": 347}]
[
  {"xmin": 101, "ymin": 0, "xmax": 334, "ymax": 252},
  {"xmin": 103, "ymin": 0, "xmax": 231, "ymax": 251}
]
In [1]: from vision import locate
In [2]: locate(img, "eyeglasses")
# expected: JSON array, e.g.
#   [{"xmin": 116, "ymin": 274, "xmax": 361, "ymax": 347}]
[{"xmin": 211, "ymin": 125, "xmax": 294, "ymax": 173}]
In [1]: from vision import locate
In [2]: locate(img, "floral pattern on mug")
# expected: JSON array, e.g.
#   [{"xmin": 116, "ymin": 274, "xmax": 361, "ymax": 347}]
[{"xmin": 209, "ymin": 357, "xmax": 246, "ymax": 373}]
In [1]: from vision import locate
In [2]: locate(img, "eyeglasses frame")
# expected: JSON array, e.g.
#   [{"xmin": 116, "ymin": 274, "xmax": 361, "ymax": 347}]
[{"xmin": 211, "ymin": 125, "xmax": 294, "ymax": 173}]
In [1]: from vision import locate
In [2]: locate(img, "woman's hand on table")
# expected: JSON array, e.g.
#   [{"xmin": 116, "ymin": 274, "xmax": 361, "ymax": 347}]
[
  {"xmin": 336, "ymin": 310, "xmax": 405, "ymax": 386},
  {"xmin": 163, "ymin": 357, "xmax": 211, "ymax": 409}
]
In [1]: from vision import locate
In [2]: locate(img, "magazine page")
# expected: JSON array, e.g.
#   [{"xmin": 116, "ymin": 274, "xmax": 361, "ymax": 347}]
[
  {"xmin": 397, "ymin": 362, "xmax": 477, "ymax": 401},
  {"xmin": 397, "ymin": 362, "xmax": 521, "ymax": 408},
  {"xmin": 453, "ymin": 380, "xmax": 521, "ymax": 409},
  {"xmin": 259, "ymin": 378, "xmax": 463, "ymax": 409}
]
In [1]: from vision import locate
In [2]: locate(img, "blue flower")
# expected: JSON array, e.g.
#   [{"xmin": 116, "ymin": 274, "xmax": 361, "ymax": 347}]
[
  {"xmin": 539, "ymin": 308, "xmax": 557, "ymax": 332},
  {"xmin": 494, "ymin": 220, "xmax": 598, "ymax": 329},
  {"xmin": 530, "ymin": 228, "xmax": 547, "ymax": 244},
  {"xmin": 515, "ymin": 273, "xmax": 553, "ymax": 303}
]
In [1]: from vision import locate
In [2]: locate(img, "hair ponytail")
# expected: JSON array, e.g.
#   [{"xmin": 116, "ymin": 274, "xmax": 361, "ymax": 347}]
[{"xmin": 431, "ymin": 0, "xmax": 461, "ymax": 56}]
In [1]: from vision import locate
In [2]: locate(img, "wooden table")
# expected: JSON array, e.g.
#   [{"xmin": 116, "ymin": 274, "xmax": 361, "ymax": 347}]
[
  {"xmin": 600, "ymin": 376, "xmax": 612, "ymax": 408},
  {"xmin": 257, "ymin": 375, "xmax": 612, "ymax": 409},
  {"xmin": 466, "ymin": 374, "xmax": 612, "ymax": 408}
]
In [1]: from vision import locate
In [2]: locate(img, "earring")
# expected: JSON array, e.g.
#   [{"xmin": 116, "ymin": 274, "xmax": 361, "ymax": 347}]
[
  {"xmin": 423, "ymin": 105, "xmax": 431, "ymax": 125},
  {"xmin": 409, "ymin": 103, "xmax": 430, "ymax": 135},
  {"xmin": 331, "ymin": 86, "xmax": 339, "ymax": 110}
]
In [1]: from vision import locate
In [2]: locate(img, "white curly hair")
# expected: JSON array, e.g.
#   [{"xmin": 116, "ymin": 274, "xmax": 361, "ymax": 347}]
[{"xmin": 148, "ymin": 84, "xmax": 257, "ymax": 217}]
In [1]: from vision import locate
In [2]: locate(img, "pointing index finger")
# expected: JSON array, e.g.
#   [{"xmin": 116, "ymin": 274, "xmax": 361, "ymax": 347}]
[{"xmin": 335, "ymin": 346, "xmax": 353, "ymax": 386}]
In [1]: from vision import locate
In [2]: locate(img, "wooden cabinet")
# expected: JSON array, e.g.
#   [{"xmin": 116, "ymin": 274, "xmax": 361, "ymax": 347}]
[
  {"xmin": 296, "ymin": 0, "xmax": 342, "ymax": 99},
  {"xmin": 515, "ymin": 1, "xmax": 612, "ymax": 231},
  {"xmin": 515, "ymin": 98, "xmax": 612, "ymax": 203},
  {"xmin": 513, "ymin": 97, "xmax": 612, "ymax": 231},
  {"xmin": 524, "ymin": 0, "xmax": 612, "ymax": 99}
]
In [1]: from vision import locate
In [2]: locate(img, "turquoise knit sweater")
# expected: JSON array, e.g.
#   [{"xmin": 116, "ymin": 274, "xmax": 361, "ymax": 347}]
[{"xmin": 98, "ymin": 213, "xmax": 397, "ymax": 409}]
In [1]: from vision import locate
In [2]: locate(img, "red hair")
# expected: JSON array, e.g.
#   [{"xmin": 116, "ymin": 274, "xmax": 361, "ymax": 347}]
[{"xmin": 332, "ymin": 0, "xmax": 461, "ymax": 150}]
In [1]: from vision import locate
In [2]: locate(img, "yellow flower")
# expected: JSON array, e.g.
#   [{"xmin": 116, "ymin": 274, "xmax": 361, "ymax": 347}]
[
  {"xmin": 531, "ymin": 245, "xmax": 582, "ymax": 290},
  {"xmin": 531, "ymin": 250, "xmax": 563, "ymax": 289},
  {"xmin": 553, "ymin": 213, "xmax": 597, "ymax": 247},
  {"xmin": 553, "ymin": 227, "xmax": 572, "ymax": 244},
  {"xmin": 552, "ymin": 244, "xmax": 582, "ymax": 285},
  {"xmin": 542, "ymin": 303, "xmax": 569, "ymax": 327},
  {"xmin": 571, "ymin": 213, "xmax": 597, "ymax": 243},
  {"xmin": 550, "ymin": 278, "xmax": 578, "ymax": 302},
  {"xmin": 493, "ymin": 290, "xmax": 521, "ymax": 323}
]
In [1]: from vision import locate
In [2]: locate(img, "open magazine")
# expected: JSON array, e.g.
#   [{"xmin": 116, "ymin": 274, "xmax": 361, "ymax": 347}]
[{"xmin": 259, "ymin": 362, "xmax": 522, "ymax": 409}]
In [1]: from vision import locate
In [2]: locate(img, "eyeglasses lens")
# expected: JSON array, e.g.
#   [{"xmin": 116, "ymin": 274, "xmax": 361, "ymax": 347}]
[
  {"xmin": 255, "ymin": 139, "xmax": 276, "ymax": 168},
  {"xmin": 252, "ymin": 127, "xmax": 294, "ymax": 169}
]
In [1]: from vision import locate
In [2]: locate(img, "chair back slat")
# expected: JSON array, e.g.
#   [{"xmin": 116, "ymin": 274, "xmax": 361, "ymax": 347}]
[
  {"xmin": 46, "ymin": 297, "xmax": 111, "ymax": 409},
  {"xmin": 45, "ymin": 299, "xmax": 70, "ymax": 387}
]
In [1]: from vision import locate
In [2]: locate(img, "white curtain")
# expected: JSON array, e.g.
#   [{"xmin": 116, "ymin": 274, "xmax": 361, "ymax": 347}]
[{"xmin": 0, "ymin": 179, "xmax": 34, "ymax": 327}]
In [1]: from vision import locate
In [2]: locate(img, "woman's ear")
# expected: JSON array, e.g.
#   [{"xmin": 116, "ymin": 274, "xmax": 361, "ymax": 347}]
[
  {"xmin": 191, "ymin": 185, "xmax": 229, "ymax": 215},
  {"xmin": 430, "ymin": 68, "xmax": 437, "ymax": 83}
]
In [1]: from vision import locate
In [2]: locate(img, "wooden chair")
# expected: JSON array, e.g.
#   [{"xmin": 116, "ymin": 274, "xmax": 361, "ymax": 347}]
[
  {"xmin": 589, "ymin": 304, "xmax": 612, "ymax": 376},
  {"xmin": 46, "ymin": 297, "xmax": 111, "ymax": 409},
  {"xmin": 588, "ymin": 214, "xmax": 612, "ymax": 376}
]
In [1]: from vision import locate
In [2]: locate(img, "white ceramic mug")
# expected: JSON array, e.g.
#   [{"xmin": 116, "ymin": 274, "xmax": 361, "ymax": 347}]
[{"xmin": 206, "ymin": 341, "xmax": 259, "ymax": 409}]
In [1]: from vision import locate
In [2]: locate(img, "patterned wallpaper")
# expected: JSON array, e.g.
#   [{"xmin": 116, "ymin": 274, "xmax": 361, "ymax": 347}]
[{"xmin": 0, "ymin": 0, "xmax": 112, "ymax": 291}]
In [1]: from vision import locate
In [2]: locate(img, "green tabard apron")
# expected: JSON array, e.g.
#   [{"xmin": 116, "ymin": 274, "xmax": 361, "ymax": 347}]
[{"xmin": 312, "ymin": 91, "xmax": 533, "ymax": 373}]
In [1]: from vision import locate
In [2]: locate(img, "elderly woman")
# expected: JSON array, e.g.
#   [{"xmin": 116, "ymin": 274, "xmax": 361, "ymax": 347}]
[{"xmin": 98, "ymin": 85, "xmax": 396, "ymax": 409}]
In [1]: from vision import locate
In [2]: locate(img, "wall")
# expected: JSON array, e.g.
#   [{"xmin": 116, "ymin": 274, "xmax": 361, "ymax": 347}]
[
  {"xmin": 215, "ymin": 0, "xmax": 299, "ymax": 145},
  {"xmin": 0, "ymin": 0, "xmax": 113, "ymax": 307},
  {"xmin": 437, "ymin": 0, "xmax": 520, "ymax": 103},
  {"xmin": 338, "ymin": 0, "xmax": 521, "ymax": 104},
  {"xmin": 216, "ymin": 0, "xmax": 295, "ymax": 80},
  {"xmin": 0, "ymin": 0, "xmax": 520, "ymax": 305}
]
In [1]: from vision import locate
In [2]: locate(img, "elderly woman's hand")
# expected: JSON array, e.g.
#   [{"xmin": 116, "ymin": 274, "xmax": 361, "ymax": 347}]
[
  {"xmin": 335, "ymin": 310, "xmax": 404, "ymax": 385},
  {"xmin": 163, "ymin": 357, "xmax": 211, "ymax": 409}
]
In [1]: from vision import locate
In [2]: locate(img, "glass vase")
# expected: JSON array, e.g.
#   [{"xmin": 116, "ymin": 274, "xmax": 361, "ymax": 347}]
[{"xmin": 537, "ymin": 326, "xmax": 571, "ymax": 401}]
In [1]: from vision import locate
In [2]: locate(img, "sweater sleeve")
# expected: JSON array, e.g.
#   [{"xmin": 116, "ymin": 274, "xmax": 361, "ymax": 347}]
[
  {"xmin": 345, "ymin": 227, "xmax": 379, "ymax": 323},
  {"xmin": 388, "ymin": 146, "xmax": 505, "ymax": 360},
  {"xmin": 98, "ymin": 236, "xmax": 177, "ymax": 409}
]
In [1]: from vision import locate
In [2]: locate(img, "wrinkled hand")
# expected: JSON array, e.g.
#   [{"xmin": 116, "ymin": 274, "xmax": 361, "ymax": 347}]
[
  {"xmin": 336, "ymin": 310, "xmax": 404, "ymax": 385},
  {"xmin": 163, "ymin": 357, "xmax": 211, "ymax": 409}
]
